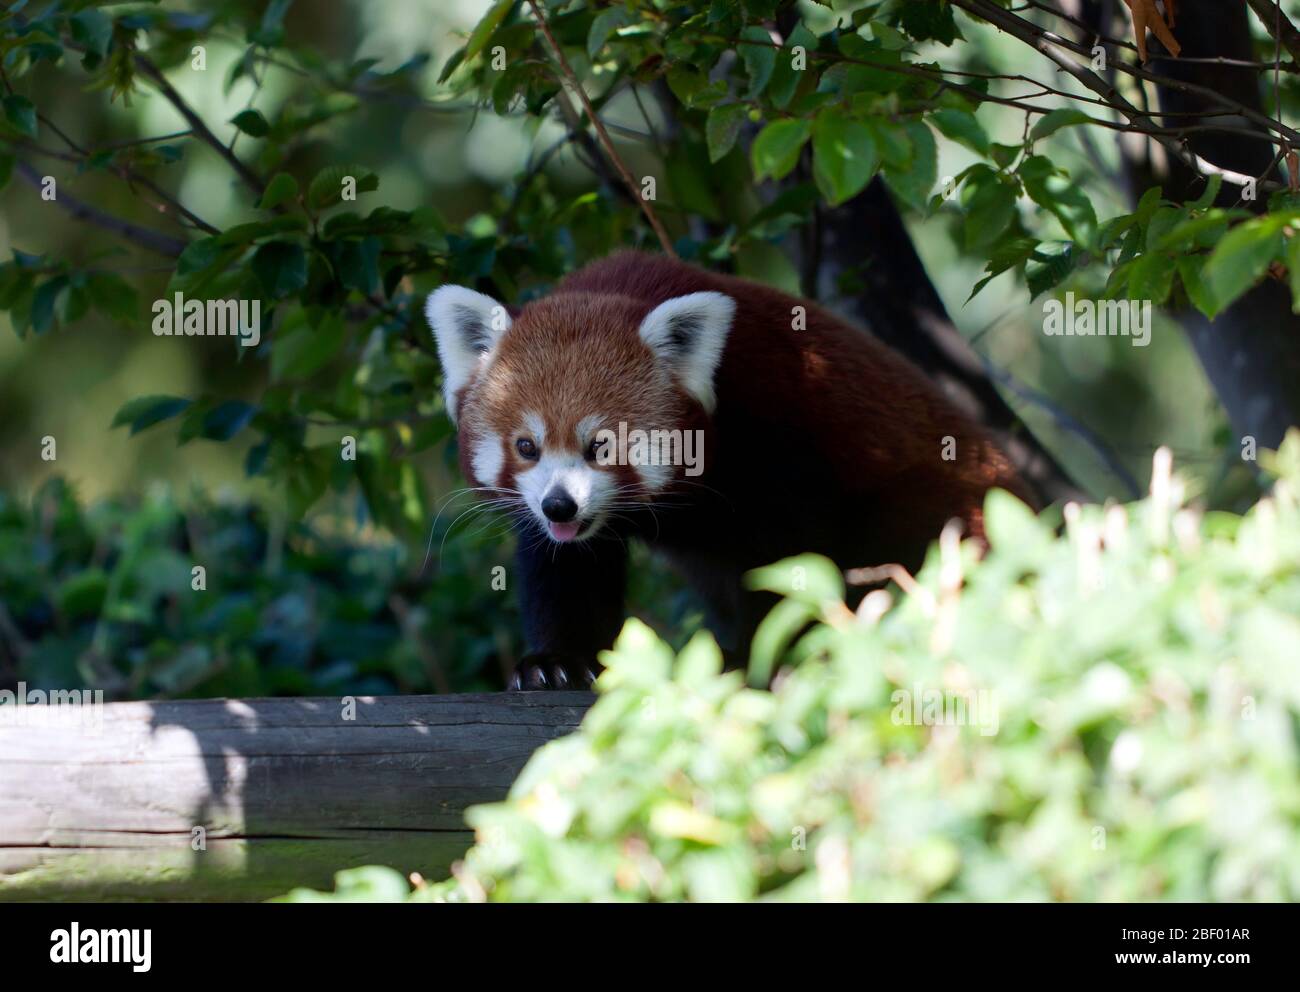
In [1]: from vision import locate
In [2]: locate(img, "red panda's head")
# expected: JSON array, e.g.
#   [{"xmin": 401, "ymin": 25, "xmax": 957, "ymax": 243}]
[{"xmin": 425, "ymin": 285, "xmax": 734, "ymax": 543}]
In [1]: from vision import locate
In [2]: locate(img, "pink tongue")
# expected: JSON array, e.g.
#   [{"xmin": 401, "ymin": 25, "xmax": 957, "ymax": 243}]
[{"xmin": 548, "ymin": 521, "xmax": 581, "ymax": 541}]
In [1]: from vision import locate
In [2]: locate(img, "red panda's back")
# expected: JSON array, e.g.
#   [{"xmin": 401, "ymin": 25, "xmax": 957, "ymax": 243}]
[{"xmin": 555, "ymin": 251, "xmax": 1030, "ymax": 539}]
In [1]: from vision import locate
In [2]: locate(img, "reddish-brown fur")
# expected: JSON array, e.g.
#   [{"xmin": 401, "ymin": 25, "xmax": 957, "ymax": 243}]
[
  {"xmin": 549, "ymin": 251, "xmax": 1030, "ymax": 547},
  {"xmin": 449, "ymin": 250, "xmax": 1033, "ymax": 686},
  {"xmin": 458, "ymin": 292, "xmax": 692, "ymax": 490}
]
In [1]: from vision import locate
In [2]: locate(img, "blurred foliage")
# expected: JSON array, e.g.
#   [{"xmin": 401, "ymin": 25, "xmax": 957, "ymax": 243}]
[
  {"xmin": 0, "ymin": 474, "xmax": 700, "ymax": 696},
  {"xmin": 288, "ymin": 433, "xmax": 1300, "ymax": 901},
  {"xmin": 0, "ymin": 475, "xmax": 520, "ymax": 694}
]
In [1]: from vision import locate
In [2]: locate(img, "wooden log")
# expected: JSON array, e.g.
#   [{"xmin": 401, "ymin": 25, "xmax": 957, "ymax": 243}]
[{"xmin": 0, "ymin": 692, "xmax": 593, "ymax": 902}]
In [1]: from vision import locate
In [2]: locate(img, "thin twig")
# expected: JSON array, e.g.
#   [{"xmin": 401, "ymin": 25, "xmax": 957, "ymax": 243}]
[
  {"xmin": 14, "ymin": 162, "xmax": 186, "ymax": 258},
  {"xmin": 526, "ymin": 0, "xmax": 676, "ymax": 257},
  {"xmin": 951, "ymin": 0, "xmax": 1292, "ymax": 189},
  {"xmin": 133, "ymin": 54, "xmax": 265, "ymax": 197},
  {"xmin": 1246, "ymin": 0, "xmax": 1300, "ymax": 67}
]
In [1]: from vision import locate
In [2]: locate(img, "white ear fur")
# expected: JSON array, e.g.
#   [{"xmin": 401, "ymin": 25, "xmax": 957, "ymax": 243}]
[
  {"xmin": 424, "ymin": 286, "xmax": 511, "ymax": 422},
  {"xmin": 637, "ymin": 291, "xmax": 735, "ymax": 412}
]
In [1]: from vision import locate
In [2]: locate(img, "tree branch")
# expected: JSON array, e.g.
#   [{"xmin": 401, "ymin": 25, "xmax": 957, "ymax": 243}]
[
  {"xmin": 526, "ymin": 0, "xmax": 676, "ymax": 257},
  {"xmin": 133, "ymin": 54, "xmax": 265, "ymax": 197},
  {"xmin": 14, "ymin": 162, "xmax": 186, "ymax": 258},
  {"xmin": 955, "ymin": 0, "xmax": 1300, "ymax": 149},
  {"xmin": 952, "ymin": 0, "xmax": 1257, "ymax": 185},
  {"xmin": 1245, "ymin": 0, "xmax": 1300, "ymax": 67}
]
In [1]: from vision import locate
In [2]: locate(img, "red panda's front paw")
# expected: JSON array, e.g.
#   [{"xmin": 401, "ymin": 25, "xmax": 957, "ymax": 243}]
[{"xmin": 508, "ymin": 654, "xmax": 601, "ymax": 691}]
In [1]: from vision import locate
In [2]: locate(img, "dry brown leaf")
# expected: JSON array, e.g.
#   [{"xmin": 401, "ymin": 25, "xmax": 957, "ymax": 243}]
[{"xmin": 1122, "ymin": 0, "xmax": 1181, "ymax": 63}]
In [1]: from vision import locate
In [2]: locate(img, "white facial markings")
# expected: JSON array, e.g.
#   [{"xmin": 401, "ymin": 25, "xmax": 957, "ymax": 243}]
[
  {"xmin": 634, "ymin": 458, "xmax": 673, "ymax": 493},
  {"xmin": 576, "ymin": 414, "xmax": 606, "ymax": 448},
  {"xmin": 521, "ymin": 411, "xmax": 546, "ymax": 447},
  {"xmin": 470, "ymin": 431, "xmax": 504, "ymax": 487},
  {"xmin": 516, "ymin": 449, "xmax": 614, "ymax": 540}
]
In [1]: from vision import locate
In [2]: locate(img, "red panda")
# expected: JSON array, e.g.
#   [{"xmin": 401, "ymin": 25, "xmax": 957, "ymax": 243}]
[{"xmin": 425, "ymin": 250, "xmax": 1031, "ymax": 690}]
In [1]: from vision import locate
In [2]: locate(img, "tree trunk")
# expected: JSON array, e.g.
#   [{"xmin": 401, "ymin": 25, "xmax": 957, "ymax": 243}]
[{"xmin": 815, "ymin": 179, "xmax": 1092, "ymax": 506}]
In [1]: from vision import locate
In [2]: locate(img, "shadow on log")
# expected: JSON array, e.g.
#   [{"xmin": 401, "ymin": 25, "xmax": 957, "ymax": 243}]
[{"xmin": 0, "ymin": 692, "xmax": 593, "ymax": 902}]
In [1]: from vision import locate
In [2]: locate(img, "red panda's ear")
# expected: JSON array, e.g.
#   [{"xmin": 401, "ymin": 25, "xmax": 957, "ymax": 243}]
[
  {"xmin": 637, "ymin": 291, "xmax": 735, "ymax": 412},
  {"xmin": 424, "ymin": 286, "xmax": 511, "ymax": 423}
]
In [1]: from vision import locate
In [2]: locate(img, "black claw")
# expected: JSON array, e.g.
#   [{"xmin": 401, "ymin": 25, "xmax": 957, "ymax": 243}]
[{"xmin": 509, "ymin": 655, "xmax": 601, "ymax": 691}]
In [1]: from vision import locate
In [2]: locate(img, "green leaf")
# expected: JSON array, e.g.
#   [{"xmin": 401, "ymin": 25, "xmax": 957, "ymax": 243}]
[
  {"xmin": 465, "ymin": 0, "xmax": 513, "ymax": 64},
  {"xmin": 70, "ymin": 10, "xmax": 113, "ymax": 59},
  {"xmin": 930, "ymin": 108, "xmax": 988, "ymax": 156},
  {"xmin": 1202, "ymin": 216, "xmax": 1286, "ymax": 316},
  {"xmin": 812, "ymin": 111, "xmax": 880, "ymax": 206},
  {"xmin": 900, "ymin": 0, "xmax": 960, "ymax": 45},
  {"xmin": 964, "ymin": 178, "xmax": 1019, "ymax": 251},
  {"xmin": 1019, "ymin": 156, "xmax": 1097, "ymax": 248},
  {"xmin": 1176, "ymin": 255, "xmax": 1216, "ymax": 316},
  {"xmin": 740, "ymin": 25, "xmax": 776, "ymax": 97},
  {"xmin": 1029, "ymin": 109, "xmax": 1091, "ymax": 142},
  {"xmin": 251, "ymin": 241, "xmax": 308, "ymax": 298},
  {"xmin": 3, "ymin": 95, "xmax": 38, "ymax": 138},
  {"xmin": 747, "ymin": 596, "xmax": 815, "ymax": 688},
  {"xmin": 176, "ymin": 237, "xmax": 225, "ymax": 276},
  {"xmin": 588, "ymin": 7, "xmax": 632, "ymax": 58},
  {"xmin": 272, "ymin": 313, "xmax": 347, "ymax": 380},
  {"xmin": 230, "ymin": 109, "xmax": 270, "ymax": 137},
  {"xmin": 983, "ymin": 487, "xmax": 1047, "ymax": 553},
  {"xmin": 767, "ymin": 23, "xmax": 816, "ymax": 109},
  {"xmin": 884, "ymin": 121, "xmax": 936, "ymax": 211},
  {"xmin": 307, "ymin": 164, "xmax": 379, "ymax": 209},
  {"xmin": 86, "ymin": 272, "xmax": 138, "ymax": 323},
  {"xmin": 750, "ymin": 119, "xmax": 812, "ymax": 182},
  {"xmin": 989, "ymin": 142, "xmax": 1021, "ymax": 169},
  {"xmin": 250, "ymin": 0, "xmax": 293, "ymax": 46},
  {"xmin": 217, "ymin": 217, "xmax": 306, "ymax": 245},
  {"xmin": 258, "ymin": 172, "xmax": 299, "ymax": 210},
  {"xmin": 201, "ymin": 400, "xmax": 257, "ymax": 441},
  {"xmin": 1286, "ymin": 236, "xmax": 1300, "ymax": 313},
  {"xmin": 1150, "ymin": 211, "xmax": 1231, "ymax": 252},
  {"xmin": 30, "ymin": 275, "xmax": 68, "ymax": 333},
  {"xmin": 1134, "ymin": 186, "xmax": 1164, "ymax": 231},
  {"xmin": 706, "ymin": 104, "xmax": 748, "ymax": 164},
  {"xmin": 437, "ymin": 45, "xmax": 468, "ymax": 84},
  {"xmin": 1127, "ymin": 252, "xmax": 1177, "ymax": 305},
  {"xmin": 870, "ymin": 121, "xmax": 911, "ymax": 170},
  {"xmin": 111, "ymin": 395, "xmax": 193, "ymax": 436},
  {"xmin": 330, "ymin": 237, "xmax": 381, "ymax": 295},
  {"xmin": 1026, "ymin": 244, "xmax": 1075, "ymax": 297},
  {"xmin": 968, "ymin": 236, "xmax": 1038, "ymax": 302},
  {"xmin": 1189, "ymin": 174, "xmax": 1223, "ymax": 211},
  {"xmin": 57, "ymin": 569, "xmax": 108, "ymax": 619},
  {"xmin": 746, "ymin": 553, "xmax": 844, "ymax": 605}
]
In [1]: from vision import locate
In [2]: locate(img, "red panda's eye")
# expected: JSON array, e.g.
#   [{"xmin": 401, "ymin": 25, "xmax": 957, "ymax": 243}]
[
  {"xmin": 585, "ymin": 438, "xmax": 608, "ymax": 463},
  {"xmin": 516, "ymin": 438, "xmax": 538, "ymax": 460}
]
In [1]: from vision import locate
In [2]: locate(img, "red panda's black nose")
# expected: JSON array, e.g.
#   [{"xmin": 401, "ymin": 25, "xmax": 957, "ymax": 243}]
[{"xmin": 541, "ymin": 491, "xmax": 578, "ymax": 523}]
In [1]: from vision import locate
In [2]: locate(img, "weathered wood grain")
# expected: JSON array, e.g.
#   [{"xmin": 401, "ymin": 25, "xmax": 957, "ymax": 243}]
[{"xmin": 0, "ymin": 692, "xmax": 592, "ymax": 901}]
